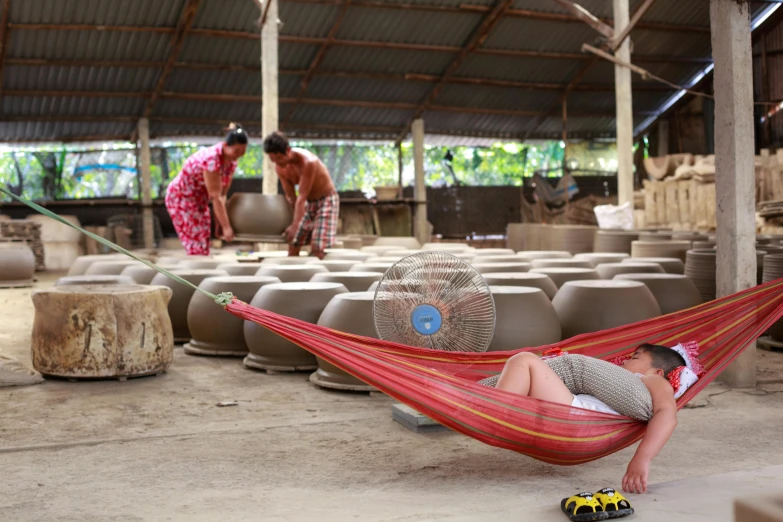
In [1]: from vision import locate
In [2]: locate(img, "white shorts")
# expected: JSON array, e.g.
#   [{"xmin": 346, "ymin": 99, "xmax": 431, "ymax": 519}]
[{"xmin": 571, "ymin": 394, "xmax": 620, "ymax": 415}]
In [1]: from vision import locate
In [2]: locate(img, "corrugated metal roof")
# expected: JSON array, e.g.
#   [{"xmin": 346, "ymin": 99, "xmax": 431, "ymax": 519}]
[
  {"xmin": 304, "ymin": 76, "xmax": 432, "ymax": 104},
  {"xmin": 2, "ymin": 96, "xmax": 145, "ymax": 117},
  {"xmin": 10, "ymin": 0, "xmax": 184, "ymax": 26},
  {"xmin": 335, "ymin": 8, "xmax": 480, "ymax": 46},
  {"xmin": 0, "ymin": 121, "xmax": 136, "ymax": 142},
  {"xmin": 164, "ymin": 68, "xmax": 304, "ymax": 98},
  {"xmin": 437, "ymin": 84, "xmax": 560, "ymax": 112},
  {"xmin": 8, "ymin": 29, "xmax": 172, "ymax": 61},
  {"xmin": 485, "ymin": 17, "xmax": 600, "ymax": 53},
  {"xmin": 319, "ymin": 47, "xmax": 454, "ymax": 75},
  {"xmin": 155, "ymin": 99, "xmax": 261, "ymax": 121},
  {"xmin": 422, "ymin": 111, "xmax": 536, "ymax": 138},
  {"xmin": 456, "ymin": 54, "xmax": 584, "ymax": 84},
  {"xmin": 3, "ymin": 65, "xmax": 161, "ymax": 91},
  {"xmin": 290, "ymin": 105, "xmax": 414, "ymax": 127}
]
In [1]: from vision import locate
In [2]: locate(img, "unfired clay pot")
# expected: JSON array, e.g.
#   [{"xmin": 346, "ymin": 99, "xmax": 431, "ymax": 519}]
[
  {"xmin": 324, "ymin": 252, "xmax": 378, "ymax": 262},
  {"xmin": 261, "ymin": 256, "xmax": 321, "ymax": 266},
  {"xmin": 516, "ymin": 251, "xmax": 572, "ymax": 261},
  {"xmin": 317, "ymin": 260, "xmax": 361, "ymax": 272},
  {"xmin": 184, "ymin": 276, "xmax": 281, "ymax": 356},
  {"xmin": 149, "ymin": 269, "xmax": 229, "ymax": 341},
  {"xmin": 349, "ymin": 262, "xmax": 395, "ymax": 274},
  {"xmin": 0, "ymin": 243, "xmax": 36, "ymax": 287},
  {"xmin": 310, "ymin": 271, "xmax": 383, "ymax": 292},
  {"xmin": 120, "ymin": 263, "xmax": 181, "ymax": 284},
  {"xmin": 552, "ymin": 280, "xmax": 661, "ymax": 339},
  {"xmin": 422, "ymin": 243, "xmax": 471, "ymax": 253},
  {"xmin": 621, "ymin": 257, "xmax": 684, "ymax": 274},
  {"xmin": 487, "ymin": 286, "xmax": 561, "ymax": 351},
  {"xmin": 68, "ymin": 254, "xmax": 129, "ymax": 276},
  {"xmin": 373, "ymin": 237, "xmax": 421, "ymax": 249},
  {"xmin": 480, "ymin": 272, "xmax": 558, "ymax": 299},
  {"xmin": 473, "ymin": 248, "xmax": 515, "ymax": 257},
  {"xmin": 613, "ymin": 273, "xmax": 702, "ymax": 315},
  {"xmin": 243, "ymin": 282, "xmax": 348, "ymax": 371},
  {"xmin": 256, "ymin": 264, "xmax": 329, "ymax": 283},
  {"xmin": 313, "ymin": 291, "xmax": 379, "ymax": 391},
  {"xmin": 84, "ymin": 260, "xmax": 142, "ymax": 276},
  {"xmin": 472, "ymin": 255, "xmax": 524, "ymax": 264},
  {"xmin": 360, "ymin": 246, "xmax": 396, "ymax": 256},
  {"xmin": 55, "ymin": 275, "xmax": 135, "ymax": 286},
  {"xmin": 529, "ymin": 267, "xmax": 599, "ymax": 288},
  {"xmin": 530, "ymin": 258, "xmax": 594, "ymax": 269},
  {"xmin": 182, "ymin": 259, "xmax": 225, "ymax": 270},
  {"xmin": 31, "ymin": 284, "xmax": 174, "ymax": 379},
  {"xmin": 471, "ymin": 262, "xmax": 532, "ymax": 274},
  {"xmin": 227, "ymin": 193, "xmax": 292, "ymax": 240},
  {"xmin": 573, "ymin": 253, "xmax": 630, "ymax": 266},
  {"xmin": 596, "ymin": 262, "xmax": 665, "ymax": 279},
  {"xmin": 216, "ymin": 262, "xmax": 266, "ymax": 276}
]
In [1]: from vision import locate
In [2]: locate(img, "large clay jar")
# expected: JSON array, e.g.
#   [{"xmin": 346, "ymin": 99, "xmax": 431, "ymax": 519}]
[
  {"xmin": 684, "ymin": 249, "xmax": 717, "ymax": 302},
  {"xmin": 55, "ymin": 275, "xmax": 135, "ymax": 286},
  {"xmin": 596, "ymin": 262, "xmax": 665, "ymax": 279},
  {"xmin": 529, "ymin": 267, "xmax": 599, "ymax": 289},
  {"xmin": 216, "ymin": 262, "xmax": 265, "ymax": 276},
  {"xmin": 244, "ymin": 282, "xmax": 348, "ymax": 371},
  {"xmin": 614, "ymin": 273, "xmax": 703, "ymax": 315},
  {"xmin": 84, "ymin": 260, "xmax": 143, "ymax": 276},
  {"xmin": 471, "ymin": 262, "xmax": 532, "ymax": 274},
  {"xmin": 313, "ymin": 292, "xmax": 379, "ymax": 391},
  {"xmin": 149, "ymin": 269, "xmax": 229, "ymax": 341},
  {"xmin": 530, "ymin": 258, "xmax": 594, "ymax": 269},
  {"xmin": 349, "ymin": 262, "xmax": 395, "ymax": 274},
  {"xmin": 121, "ymin": 263, "xmax": 182, "ymax": 284},
  {"xmin": 481, "ymin": 272, "xmax": 558, "ymax": 299},
  {"xmin": 0, "ymin": 243, "xmax": 36, "ymax": 287},
  {"xmin": 31, "ymin": 284, "xmax": 174, "ymax": 379},
  {"xmin": 593, "ymin": 230, "xmax": 639, "ymax": 254},
  {"xmin": 487, "ymin": 286, "xmax": 561, "ymax": 351},
  {"xmin": 68, "ymin": 254, "xmax": 129, "ymax": 276},
  {"xmin": 547, "ymin": 225, "xmax": 597, "ymax": 254},
  {"xmin": 317, "ymin": 260, "xmax": 361, "ymax": 272},
  {"xmin": 516, "ymin": 251, "xmax": 572, "ymax": 262},
  {"xmin": 552, "ymin": 280, "xmax": 662, "ymax": 339},
  {"xmin": 227, "ymin": 193, "xmax": 292, "ymax": 241},
  {"xmin": 184, "ymin": 276, "xmax": 281, "ymax": 356},
  {"xmin": 310, "ymin": 271, "xmax": 383, "ymax": 292},
  {"xmin": 621, "ymin": 257, "xmax": 684, "ymax": 274},
  {"xmin": 256, "ymin": 264, "xmax": 329, "ymax": 283},
  {"xmin": 573, "ymin": 253, "xmax": 630, "ymax": 266},
  {"xmin": 631, "ymin": 240, "xmax": 691, "ymax": 261}
]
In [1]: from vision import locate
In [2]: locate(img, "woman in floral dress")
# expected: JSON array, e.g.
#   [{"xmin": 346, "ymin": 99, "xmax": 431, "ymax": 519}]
[{"xmin": 165, "ymin": 124, "xmax": 248, "ymax": 255}]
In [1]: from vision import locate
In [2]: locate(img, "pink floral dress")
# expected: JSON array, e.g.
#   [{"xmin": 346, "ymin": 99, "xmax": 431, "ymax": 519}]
[{"xmin": 164, "ymin": 143, "xmax": 237, "ymax": 255}]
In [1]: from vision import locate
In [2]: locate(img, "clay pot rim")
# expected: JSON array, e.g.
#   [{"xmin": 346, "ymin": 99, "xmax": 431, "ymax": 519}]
[
  {"xmin": 333, "ymin": 291, "xmax": 376, "ymax": 301},
  {"xmin": 200, "ymin": 275, "xmax": 283, "ymax": 284},
  {"xmin": 263, "ymin": 282, "xmax": 347, "ymax": 291},
  {"xmin": 613, "ymin": 273, "xmax": 689, "ymax": 281},
  {"xmin": 481, "ymin": 273, "xmax": 551, "ymax": 280},
  {"xmin": 531, "ymin": 268, "xmax": 597, "ymax": 274},
  {"xmin": 575, "ymin": 253, "xmax": 630, "ymax": 259},
  {"xmin": 489, "ymin": 286, "xmax": 545, "ymax": 295},
  {"xmin": 261, "ymin": 265, "xmax": 329, "ymax": 271},
  {"xmin": 623, "ymin": 257, "xmax": 681, "ymax": 262},
  {"xmin": 40, "ymin": 283, "xmax": 165, "ymax": 294},
  {"xmin": 472, "ymin": 262, "xmax": 531, "ymax": 268},
  {"xmin": 560, "ymin": 280, "xmax": 646, "ymax": 289},
  {"xmin": 516, "ymin": 251, "xmax": 573, "ymax": 256},
  {"xmin": 315, "ymin": 271, "xmax": 383, "ymax": 277},
  {"xmin": 168, "ymin": 269, "xmax": 231, "ymax": 276},
  {"xmin": 602, "ymin": 262, "xmax": 662, "ymax": 268}
]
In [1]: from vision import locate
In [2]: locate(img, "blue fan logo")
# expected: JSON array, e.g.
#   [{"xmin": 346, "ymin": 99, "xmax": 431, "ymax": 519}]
[{"xmin": 411, "ymin": 304, "xmax": 442, "ymax": 335}]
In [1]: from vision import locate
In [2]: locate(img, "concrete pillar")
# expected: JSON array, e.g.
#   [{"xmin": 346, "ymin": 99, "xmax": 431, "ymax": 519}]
[
  {"xmin": 657, "ymin": 120, "xmax": 669, "ymax": 157},
  {"xmin": 137, "ymin": 118, "xmax": 154, "ymax": 249},
  {"xmin": 261, "ymin": 0, "xmax": 279, "ymax": 196},
  {"xmin": 614, "ymin": 0, "xmax": 634, "ymax": 209},
  {"xmin": 411, "ymin": 119, "xmax": 428, "ymax": 244},
  {"xmin": 711, "ymin": 0, "xmax": 756, "ymax": 388}
]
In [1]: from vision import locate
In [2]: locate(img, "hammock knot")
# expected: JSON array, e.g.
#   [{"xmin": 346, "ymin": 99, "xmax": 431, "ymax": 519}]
[{"xmin": 214, "ymin": 292, "xmax": 235, "ymax": 307}]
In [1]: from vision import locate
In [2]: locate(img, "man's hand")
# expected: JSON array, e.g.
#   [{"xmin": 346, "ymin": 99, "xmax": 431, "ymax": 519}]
[
  {"xmin": 286, "ymin": 195, "xmax": 295, "ymax": 207},
  {"xmin": 284, "ymin": 224, "xmax": 296, "ymax": 244},
  {"xmin": 221, "ymin": 225, "xmax": 235, "ymax": 243},
  {"xmin": 622, "ymin": 456, "xmax": 649, "ymax": 494}
]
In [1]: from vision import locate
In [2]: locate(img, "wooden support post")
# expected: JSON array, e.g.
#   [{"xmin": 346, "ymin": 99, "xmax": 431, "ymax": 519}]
[
  {"xmin": 137, "ymin": 118, "xmax": 155, "ymax": 249},
  {"xmin": 657, "ymin": 120, "xmax": 669, "ymax": 156},
  {"xmin": 412, "ymin": 119, "xmax": 428, "ymax": 244},
  {"xmin": 711, "ymin": 0, "xmax": 756, "ymax": 388},
  {"xmin": 614, "ymin": 0, "xmax": 634, "ymax": 209},
  {"xmin": 261, "ymin": 0, "xmax": 279, "ymax": 196},
  {"xmin": 397, "ymin": 141, "xmax": 404, "ymax": 198}
]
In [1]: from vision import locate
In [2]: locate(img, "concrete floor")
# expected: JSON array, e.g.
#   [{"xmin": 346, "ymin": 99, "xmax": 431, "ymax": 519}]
[{"xmin": 2, "ymin": 273, "xmax": 783, "ymax": 521}]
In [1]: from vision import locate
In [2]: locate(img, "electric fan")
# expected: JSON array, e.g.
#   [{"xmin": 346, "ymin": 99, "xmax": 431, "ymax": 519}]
[{"xmin": 372, "ymin": 251, "xmax": 496, "ymax": 352}]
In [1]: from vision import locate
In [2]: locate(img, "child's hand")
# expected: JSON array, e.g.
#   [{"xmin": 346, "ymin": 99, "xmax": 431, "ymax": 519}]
[{"xmin": 622, "ymin": 457, "xmax": 649, "ymax": 494}]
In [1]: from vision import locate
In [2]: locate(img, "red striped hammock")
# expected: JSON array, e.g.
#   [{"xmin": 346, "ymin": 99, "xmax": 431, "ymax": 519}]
[{"xmin": 225, "ymin": 278, "xmax": 783, "ymax": 466}]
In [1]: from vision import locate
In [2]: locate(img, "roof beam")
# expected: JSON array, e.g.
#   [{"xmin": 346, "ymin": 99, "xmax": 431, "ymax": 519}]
[
  {"xmin": 0, "ymin": 0, "xmax": 12, "ymax": 105},
  {"xmin": 281, "ymin": 0, "xmax": 352, "ymax": 129},
  {"xmin": 395, "ymin": 0, "xmax": 514, "ymax": 143},
  {"xmin": 610, "ymin": 0, "xmax": 655, "ymax": 51},
  {"xmin": 548, "ymin": 0, "xmax": 614, "ymax": 39},
  {"xmin": 143, "ymin": 0, "xmax": 202, "ymax": 118}
]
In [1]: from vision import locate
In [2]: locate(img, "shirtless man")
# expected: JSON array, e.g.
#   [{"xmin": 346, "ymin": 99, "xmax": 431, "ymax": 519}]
[{"xmin": 262, "ymin": 131, "xmax": 339, "ymax": 259}]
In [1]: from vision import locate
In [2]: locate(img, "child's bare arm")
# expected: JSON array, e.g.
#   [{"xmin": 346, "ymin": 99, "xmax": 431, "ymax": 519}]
[{"xmin": 622, "ymin": 376, "xmax": 677, "ymax": 494}]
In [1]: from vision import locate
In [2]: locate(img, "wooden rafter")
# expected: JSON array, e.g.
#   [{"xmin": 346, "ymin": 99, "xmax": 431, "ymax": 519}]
[
  {"xmin": 610, "ymin": 0, "xmax": 656, "ymax": 51},
  {"xmin": 395, "ymin": 0, "xmax": 514, "ymax": 143},
  {"xmin": 0, "ymin": 0, "xmax": 11, "ymax": 104},
  {"xmin": 143, "ymin": 0, "xmax": 202, "ymax": 118},
  {"xmin": 549, "ymin": 0, "xmax": 614, "ymax": 39},
  {"xmin": 281, "ymin": 0, "xmax": 352, "ymax": 129}
]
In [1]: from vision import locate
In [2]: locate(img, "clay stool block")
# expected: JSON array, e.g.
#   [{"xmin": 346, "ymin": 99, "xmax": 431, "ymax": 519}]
[
  {"xmin": 313, "ymin": 291, "xmax": 379, "ymax": 391},
  {"xmin": 613, "ymin": 273, "xmax": 702, "ymax": 315},
  {"xmin": 621, "ymin": 257, "xmax": 684, "ymax": 274},
  {"xmin": 0, "ymin": 243, "xmax": 36, "ymax": 288},
  {"xmin": 596, "ymin": 262, "xmax": 665, "ymax": 279},
  {"xmin": 149, "ymin": 269, "xmax": 229, "ymax": 342},
  {"xmin": 84, "ymin": 260, "xmax": 142, "ymax": 276},
  {"xmin": 184, "ymin": 276, "xmax": 281, "ymax": 356},
  {"xmin": 480, "ymin": 272, "xmax": 558, "ymax": 299},
  {"xmin": 552, "ymin": 280, "xmax": 661, "ymax": 339},
  {"xmin": 55, "ymin": 275, "xmax": 135, "ymax": 286},
  {"xmin": 529, "ymin": 267, "xmax": 599, "ymax": 289},
  {"xmin": 67, "ymin": 254, "xmax": 128, "ymax": 276},
  {"xmin": 310, "ymin": 271, "xmax": 383, "ymax": 292},
  {"xmin": 256, "ymin": 264, "xmax": 329, "ymax": 283},
  {"xmin": 573, "ymin": 253, "xmax": 630, "ymax": 266},
  {"xmin": 244, "ymin": 282, "xmax": 348, "ymax": 372},
  {"xmin": 31, "ymin": 284, "xmax": 174, "ymax": 379},
  {"xmin": 121, "ymin": 263, "xmax": 181, "ymax": 284},
  {"xmin": 261, "ymin": 256, "xmax": 321, "ymax": 266},
  {"xmin": 487, "ymin": 286, "xmax": 561, "ymax": 351},
  {"xmin": 216, "ymin": 262, "xmax": 265, "ymax": 276},
  {"xmin": 530, "ymin": 258, "xmax": 594, "ymax": 269},
  {"xmin": 516, "ymin": 251, "xmax": 572, "ymax": 262}
]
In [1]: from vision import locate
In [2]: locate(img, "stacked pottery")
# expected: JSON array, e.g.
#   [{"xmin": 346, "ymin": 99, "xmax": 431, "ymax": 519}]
[
  {"xmin": 552, "ymin": 280, "xmax": 661, "ymax": 339},
  {"xmin": 762, "ymin": 254, "xmax": 783, "ymax": 341},
  {"xmin": 25, "ymin": 214, "xmax": 83, "ymax": 271},
  {"xmin": 530, "ymin": 259, "xmax": 594, "ymax": 270},
  {"xmin": 516, "ymin": 251, "xmax": 572, "ymax": 262},
  {"xmin": 596, "ymin": 262, "xmax": 665, "ymax": 279},
  {"xmin": 226, "ymin": 193, "xmax": 292, "ymax": 241},
  {"xmin": 0, "ymin": 243, "xmax": 36, "ymax": 287},
  {"xmin": 312, "ymin": 292, "xmax": 379, "ymax": 391},
  {"xmin": 184, "ymin": 276, "xmax": 281, "ymax": 356},
  {"xmin": 310, "ymin": 271, "xmax": 383, "ymax": 292},
  {"xmin": 244, "ymin": 282, "xmax": 348, "ymax": 371},
  {"xmin": 480, "ymin": 272, "xmax": 558, "ymax": 299},
  {"xmin": 621, "ymin": 257, "xmax": 684, "ymax": 274},
  {"xmin": 639, "ymin": 231, "xmax": 673, "ymax": 241},
  {"xmin": 487, "ymin": 287, "xmax": 561, "ymax": 351},
  {"xmin": 256, "ymin": 264, "xmax": 329, "ymax": 283},
  {"xmin": 593, "ymin": 230, "xmax": 639, "ymax": 254},
  {"xmin": 506, "ymin": 223, "xmax": 547, "ymax": 251},
  {"xmin": 756, "ymin": 250, "xmax": 768, "ymax": 285},
  {"xmin": 684, "ymin": 249, "xmax": 717, "ymax": 302},
  {"xmin": 546, "ymin": 225, "xmax": 597, "ymax": 254},
  {"xmin": 574, "ymin": 253, "xmax": 630, "ymax": 267},
  {"xmin": 529, "ymin": 267, "xmax": 599, "ymax": 289},
  {"xmin": 149, "ymin": 269, "xmax": 229, "ymax": 341},
  {"xmin": 613, "ymin": 274, "xmax": 702, "ymax": 315},
  {"xmin": 471, "ymin": 262, "xmax": 531, "ymax": 274},
  {"xmin": 55, "ymin": 275, "xmax": 135, "ymax": 286},
  {"xmin": 631, "ymin": 240, "xmax": 691, "ymax": 262}
]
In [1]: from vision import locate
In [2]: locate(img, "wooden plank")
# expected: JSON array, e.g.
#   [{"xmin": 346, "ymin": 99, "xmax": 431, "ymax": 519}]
[
  {"xmin": 664, "ymin": 180, "xmax": 678, "ymax": 227},
  {"xmin": 704, "ymin": 183, "xmax": 717, "ymax": 230},
  {"xmin": 654, "ymin": 181, "xmax": 667, "ymax": 227},
  {"xmin": 688, "ymin": 179, "xmax": 699, "ymax": 228},
  {"xmin": 677, "ymin": 179, "xmax": 690, "ymax": 228},
  {"xmin": 643, "ymin": 180, "xmax": 658, "ymax": 225}
]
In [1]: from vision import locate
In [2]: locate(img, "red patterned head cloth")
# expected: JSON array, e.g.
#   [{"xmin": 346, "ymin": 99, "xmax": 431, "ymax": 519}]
[{"xmin": 668, "ymin": 341, "xmax": 704, "ymax": 399}]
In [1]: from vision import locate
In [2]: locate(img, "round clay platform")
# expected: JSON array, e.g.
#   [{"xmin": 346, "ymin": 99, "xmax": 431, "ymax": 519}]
[{"xmin": 55, "ymin": 275, "xmax": 135, "ymax": 286}]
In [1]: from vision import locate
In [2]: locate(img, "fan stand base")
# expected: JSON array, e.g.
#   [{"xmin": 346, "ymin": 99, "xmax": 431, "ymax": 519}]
[{"xmin": 391, "ymin": 403, "xmax": 450, "ymax": 433}]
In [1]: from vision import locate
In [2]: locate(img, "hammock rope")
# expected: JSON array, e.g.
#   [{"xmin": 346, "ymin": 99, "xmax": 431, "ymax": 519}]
[{"xmin": 5, "ymin": 185, "xmax": 783, "ymax": 465}]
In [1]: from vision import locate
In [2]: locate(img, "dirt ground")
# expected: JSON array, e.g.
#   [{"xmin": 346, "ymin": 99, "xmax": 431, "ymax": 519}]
[{"xmin": 2, "ymin": 272, "xmax": 783, "ymax": 521}]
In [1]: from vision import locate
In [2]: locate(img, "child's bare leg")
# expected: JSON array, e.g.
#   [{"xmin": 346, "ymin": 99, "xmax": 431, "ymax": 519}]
[{"xmin": 495, "ymin": 353, "xmax": 574, "ymax": 404}]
